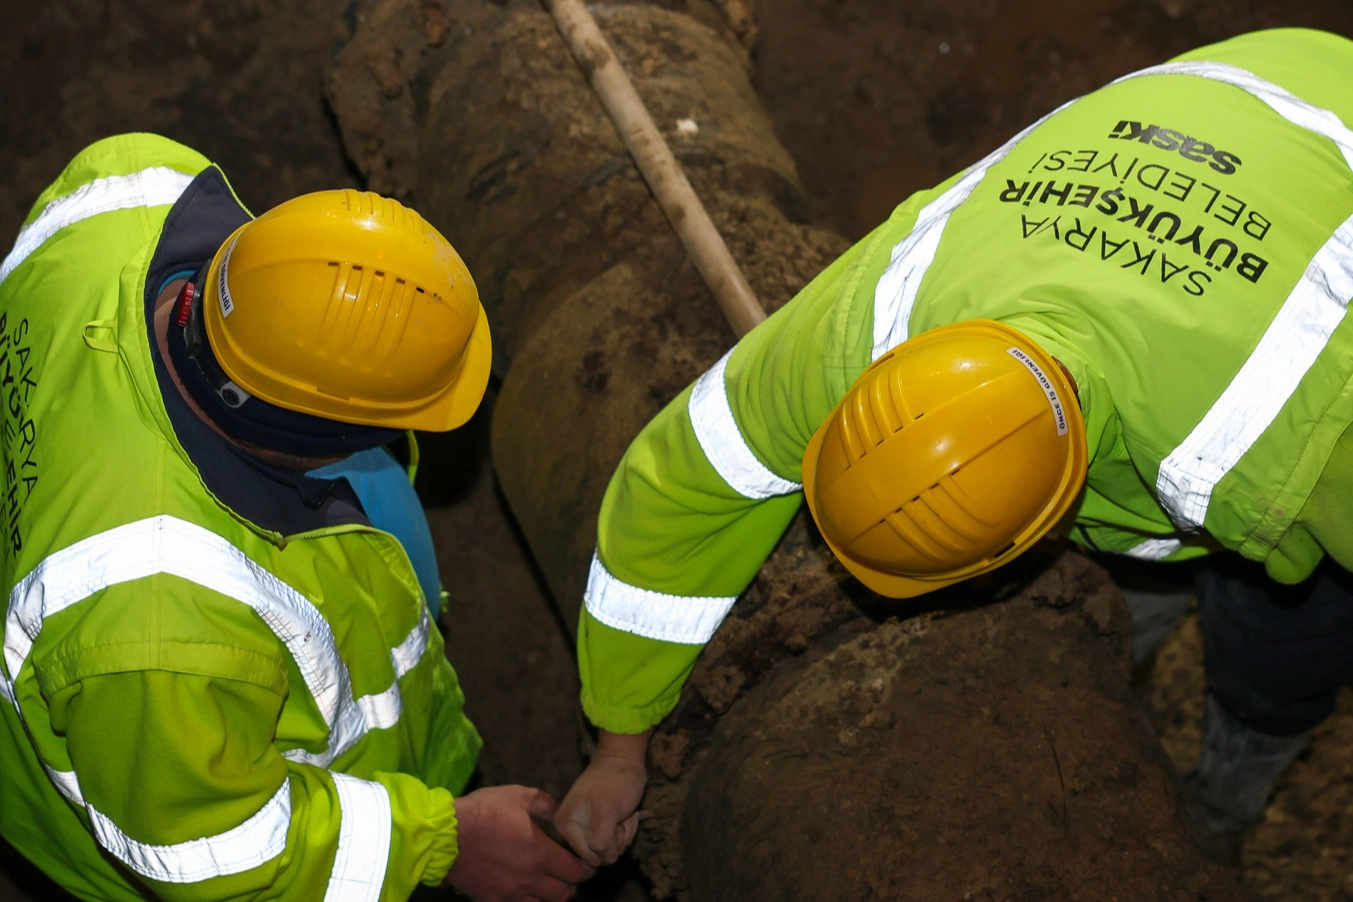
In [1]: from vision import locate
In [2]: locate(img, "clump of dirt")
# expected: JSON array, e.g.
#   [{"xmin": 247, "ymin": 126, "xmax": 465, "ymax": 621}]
[
  {"xmin": 1246, "ymin": 690, "xmax": 1353, "ymax": 899},
  {"xmin": 622, "ymin": 525, "xmax": 1249, "ymax": 900},
  {"xmin": 675, "ymin": 548, "xmax": 1250, "ymax": 901}
]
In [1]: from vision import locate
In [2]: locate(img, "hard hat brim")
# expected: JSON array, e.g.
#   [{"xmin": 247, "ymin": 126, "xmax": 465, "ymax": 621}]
[{"xmin": 406, "ymin": 302, "xmax": 493, "ymax": 432}]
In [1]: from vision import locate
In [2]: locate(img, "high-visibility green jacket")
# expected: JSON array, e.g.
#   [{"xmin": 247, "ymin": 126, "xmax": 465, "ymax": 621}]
[
  {"xmin": 0, "ymin": 134, "xmax": 481, "ymax": 901},
  {"xmin": 579, "ymin": 28, "xmax": 1353, "ymax": 734}
]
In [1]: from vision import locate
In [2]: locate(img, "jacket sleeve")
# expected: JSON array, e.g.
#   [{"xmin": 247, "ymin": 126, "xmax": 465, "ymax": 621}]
[
  {"xmin": 1270, "ymin": 423, "xmax": 1353, "ymax": 583},
  {"xmin": 579, "ymin": 213, "xmax": 919, "ymax": 734},
  {"xmin": 47, "ymin": 668, "xmax": 457, "ymax": 901}
]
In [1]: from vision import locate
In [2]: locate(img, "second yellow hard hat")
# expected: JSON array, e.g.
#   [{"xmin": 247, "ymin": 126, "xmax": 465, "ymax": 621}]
[
  {"xmin": 802, "ymin": 320, "xmax": 1088, "ymax": 598},
  {"xmin": 201, "ymin": 189, "xmax": 491, "ymax": 432}
]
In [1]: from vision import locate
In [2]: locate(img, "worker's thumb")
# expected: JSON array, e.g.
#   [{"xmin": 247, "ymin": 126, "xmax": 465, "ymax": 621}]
[{"xmin": 528, "ymin": 789, "xmax": 559, "ymax": 823}]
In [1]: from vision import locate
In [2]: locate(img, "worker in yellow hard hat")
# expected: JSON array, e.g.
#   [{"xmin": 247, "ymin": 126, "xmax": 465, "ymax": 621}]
[
  {"xmin": 180, "ymin": 188, "xmax": 492, "ymax": 439},
  {"xmin": 0, "ymin": 134, "xmax": 591, "ymax": 902},
  {"xmin": 555, "ymin": 28, "xmax": 1353, "ymax": 870},
  {"xmin": 801, "ymin": 320, "xmax": 1086, "ymax": 599}
]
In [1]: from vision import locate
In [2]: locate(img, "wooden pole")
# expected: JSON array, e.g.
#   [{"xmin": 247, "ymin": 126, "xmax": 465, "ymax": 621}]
[{"xmin": 542, "ymin": 0, "xmax": 767, "ymax": 337}]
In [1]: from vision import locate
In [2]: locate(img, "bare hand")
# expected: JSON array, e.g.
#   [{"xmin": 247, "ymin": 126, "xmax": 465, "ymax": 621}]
[
  {"xmin": 445, "ymin": 785, "xmax": 595, "ymax": 902},
  {"xmin": 554, "ymin": 730, "xmax": 650, "ymax": 867}
]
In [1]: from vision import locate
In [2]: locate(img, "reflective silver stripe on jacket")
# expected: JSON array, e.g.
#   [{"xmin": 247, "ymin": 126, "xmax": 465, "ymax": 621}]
[
  {"xmin": 42, "ymin": 761, "xmax": 291, "ymax": 883},
  {"xmin": 688, "ymin": 349, "xmax": 802, "ymax": 499},
  {"xmin": 1112, "ymin": 63, "xmax": 1353, "ymax": 530},
  {"xmin": 2, "ymin": 516, "xmax": 434, "ymax": 769},
  {"xmin": 324, "ymin": 773, "xmax": 393, "ymax": 902},
  {"xmin": 1156, "ymin": 213, "xmax": 1353, "ymax": 528},
  {"xmin": 583, "ymin": 551, "xmax": 737, "ymax": 644},
  {"xmin": 43, "ymin": 763, "xmax": 392, "ymax": 892},
  {"xmin": 356, "ymin": 613, "xmax": 433, "ymax": 731},
  {"xmin": 42, "ymin": 763, "xmax": 85, "ymax": 807},
  {"xmin": 0, "ymin": 166, "xmax": 196, "ymax": 286},
  {"xmin": 1112, "ymin": 61, "xmax": 1353, "ymax": 168},
  {"xmin": 86, "ymin": 782, "xmax": 292, "ymax": 884},
  {"xmin": 1126, "ymin": 537, "xmax": 1184, "ymax": 561}
]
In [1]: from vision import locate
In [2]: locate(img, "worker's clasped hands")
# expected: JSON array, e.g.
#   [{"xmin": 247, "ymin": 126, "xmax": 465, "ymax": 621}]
[
  {"xmin": 444, "ymin": 785, "xmax": 594, "ymax": 902},
  {"xmin": 443, "ymin": 730, "xmax": 649, "ymax": 901}
]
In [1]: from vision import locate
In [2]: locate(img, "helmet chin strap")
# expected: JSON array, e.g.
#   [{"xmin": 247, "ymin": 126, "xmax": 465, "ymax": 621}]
[
  {"xmin": 176, "ymin": 264, "xmax": 255, "ymax": 410},
  {"xmin": 165, "ymin": 263, "xmax": 402, "ymax": 458}
]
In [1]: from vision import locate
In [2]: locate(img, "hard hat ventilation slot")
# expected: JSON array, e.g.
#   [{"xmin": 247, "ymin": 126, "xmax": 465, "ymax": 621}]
[
  {"xmin": 993, "ymin": 541, "xmax": 1017, "ymax": 558},
  {"xmin": 926, "ymin": 481, "xmax": 987, "ymax": 543},
  {"xmin": 886, "ymin": 507, "xmax": 948, "ymax": 561}
]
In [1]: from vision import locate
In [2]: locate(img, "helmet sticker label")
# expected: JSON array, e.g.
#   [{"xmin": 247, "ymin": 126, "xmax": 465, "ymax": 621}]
[
  {"xmin": 217, "ymin": 238, "xmax": 237, "ymax": 318},
  {"xmin": 1007, "ymin": 347, "xmax": 1068, "ymax": 436}
]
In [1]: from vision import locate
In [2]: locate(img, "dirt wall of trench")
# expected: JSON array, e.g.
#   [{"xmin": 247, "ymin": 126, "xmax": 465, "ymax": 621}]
[{"xmin": 328, "ymin": 0, "xmax": 848, "ymax": 620}]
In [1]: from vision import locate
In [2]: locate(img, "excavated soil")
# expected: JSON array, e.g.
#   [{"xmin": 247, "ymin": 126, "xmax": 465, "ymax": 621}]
[
  {"xmin": 680, "ymin": 551, "xmax": 1246, "ymax": 902},
  {"xmin": 3, "ymin": 1, "xmax": 1353, "ymax": 901},
  {"xmin": 1146, "ymin": 609, "xmax": 1353, "ymax": 900},
  {"xmin": 620, "ymin": 521, "xmax": 1249, "ymax": 901}
]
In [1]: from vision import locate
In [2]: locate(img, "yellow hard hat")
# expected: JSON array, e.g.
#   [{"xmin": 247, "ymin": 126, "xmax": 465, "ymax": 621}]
[
  {"xmin": 200, "ymin": 189, "xmax": 491, "ymax": 432},
  {"xmin": 801, "ymin": 320, "xmax": 1087, "ymax": 598}
]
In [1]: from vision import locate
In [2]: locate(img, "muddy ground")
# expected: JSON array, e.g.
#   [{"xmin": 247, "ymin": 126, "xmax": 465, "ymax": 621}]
[{"xmin": 2, "ymin": 0, "xmax": 1352, "ymax": 900}]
